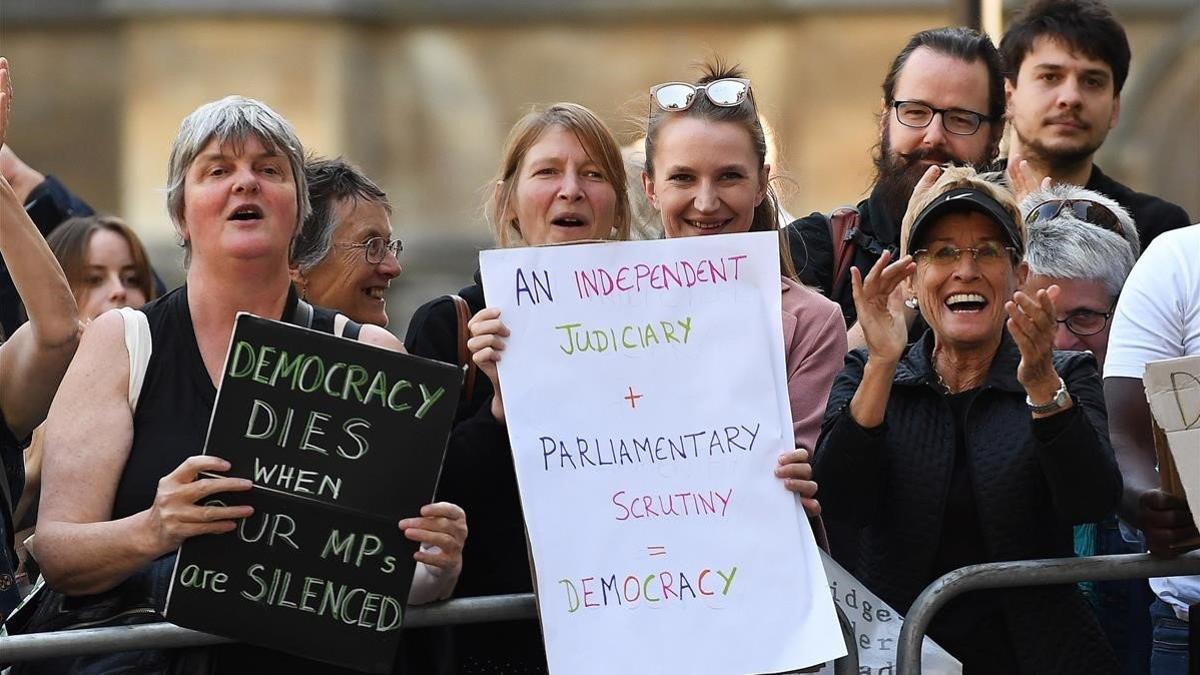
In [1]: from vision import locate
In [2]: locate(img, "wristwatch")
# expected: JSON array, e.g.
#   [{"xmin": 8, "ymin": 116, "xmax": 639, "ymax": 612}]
[{"xmin": 1027, "ymin": 377, "xmax": 1069, "ymax": 414}]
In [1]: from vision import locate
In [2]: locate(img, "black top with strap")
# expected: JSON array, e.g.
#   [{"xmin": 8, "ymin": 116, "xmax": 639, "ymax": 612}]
[{"xmin": 112, "ymin": 285, "xmax": 354, "ymax": 519}]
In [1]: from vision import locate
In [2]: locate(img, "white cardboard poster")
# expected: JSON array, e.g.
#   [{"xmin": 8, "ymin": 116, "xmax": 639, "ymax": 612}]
[
  {"xmin": 1144, "ymin": 355, "xmax": 1200, "ymax": 523},
  {"xmin": 479, "ymin": 232, "xmax": 845, "ymax": 675}
]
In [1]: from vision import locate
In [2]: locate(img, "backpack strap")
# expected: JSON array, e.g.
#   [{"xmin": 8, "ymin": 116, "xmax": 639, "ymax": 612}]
[
  {"xmin": 447, "ymin": 294, "xmax": 477, "ymax": 402},
  {"xmin": 828, "ymin": 207, "xmax": 861, "ymax": 299}
]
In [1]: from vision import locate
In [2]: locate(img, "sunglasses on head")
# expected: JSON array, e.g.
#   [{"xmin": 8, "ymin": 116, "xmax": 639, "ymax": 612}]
[
  {"xmin": 649, "ymin": 78, "xmax": 753, "ymax": 113},
  {"xmin": 1024, "ymin": 199, "xmax": 1123, "ymax": 236}
]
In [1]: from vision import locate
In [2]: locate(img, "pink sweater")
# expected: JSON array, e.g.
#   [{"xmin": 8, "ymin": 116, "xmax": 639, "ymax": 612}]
[{"xmin": 780, "ymin": 276, "xmax": 848, "ymax": 450}]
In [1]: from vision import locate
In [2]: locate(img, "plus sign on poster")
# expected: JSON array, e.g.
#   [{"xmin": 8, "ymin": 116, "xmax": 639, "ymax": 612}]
[{"xmin": 479, "ymin": 233, "xmax": 844, "ymax": 675}]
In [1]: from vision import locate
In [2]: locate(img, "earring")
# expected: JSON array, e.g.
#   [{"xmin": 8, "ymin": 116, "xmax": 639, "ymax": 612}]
[{"xmin": 904, "ymin": 297, "xmax": 918, "ymax": 310}]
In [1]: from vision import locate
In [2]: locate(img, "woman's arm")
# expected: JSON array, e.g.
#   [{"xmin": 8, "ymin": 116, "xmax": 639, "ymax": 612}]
[
  {"xmin": 33, "ymin": 312, "xmax": 252, "ymax": 595},
  {"xmin": 0, "ymin": 175, "xmax": 80, "ymax": 440},
  {"xmin": 1031, "ymin": 355, "xmax": 1123, "ymax": 525},
  {"xmin": 786, "ymin": 299, "xmax": 849, "ymax": 451}
]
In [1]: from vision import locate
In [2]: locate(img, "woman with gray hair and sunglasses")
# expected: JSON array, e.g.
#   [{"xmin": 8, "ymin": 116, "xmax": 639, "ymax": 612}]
[
  {"xmin": 1020, "ymin": 184, "xmax": 1138, "ymax": 369},
  {"xmin": 30, "ymin": 96, "xmax": 465, "ymax": 671}
]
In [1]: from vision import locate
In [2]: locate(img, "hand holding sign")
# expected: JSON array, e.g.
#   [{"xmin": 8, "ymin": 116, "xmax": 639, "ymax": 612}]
[
  {"xmin": 776, "ymin": 448, "xmax": 821, "ymax": 517},
  {"xmin": 399, "ymin": 501, "xmax": 467, "ymax": 572},
  {"xmin": 467, "ymin": 306, "xmax": 510, "ymax": 423},
  {"xmin": 1139, "ymin": 489, "xmax": 1198, "ymax": 555},
  {"xmin": 146, "ymin": 455, "xmax": 254, "ymax": 554}
]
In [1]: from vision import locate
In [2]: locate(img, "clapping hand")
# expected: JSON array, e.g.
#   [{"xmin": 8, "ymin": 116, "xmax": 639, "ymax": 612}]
[
  {"xmin": 850, "ymin": 250, "xmax": 916, "ymax": 365},
  {"xmin": 1006, "ymin": 285, "xmax": 1067, "ymax": 410}
]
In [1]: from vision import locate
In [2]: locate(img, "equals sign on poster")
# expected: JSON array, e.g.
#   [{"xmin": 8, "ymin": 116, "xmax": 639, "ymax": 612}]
[{"xmin": 647, "ymin": 546, "xmax": 667, "ymax": 557}]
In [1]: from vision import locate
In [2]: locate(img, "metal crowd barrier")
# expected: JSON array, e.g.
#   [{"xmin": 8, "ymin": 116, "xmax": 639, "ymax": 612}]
[
  {"xmin": 896, "ymin": 550, "xmax": 1200, "ymax": 675},
  {"xmin": 2, "ymin": 593, "xmax": 861, "ymax": 674}
]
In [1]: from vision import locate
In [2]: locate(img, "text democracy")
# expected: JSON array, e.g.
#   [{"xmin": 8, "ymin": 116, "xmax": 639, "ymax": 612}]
[{"xmin": 227, "ymin": 340, "xmax": 445, "ymax": 418}]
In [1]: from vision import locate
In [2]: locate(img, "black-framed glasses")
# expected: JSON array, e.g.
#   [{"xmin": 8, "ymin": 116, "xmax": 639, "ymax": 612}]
[
  {"xmin": 650, "ymin": 78, "xmax": 753, "ymax": 112},
  {"xmin": 892, "ymin": 100, "xmax": 990, "ymax": 136},
  {"xmin": 1057, "ymin": 307, "xmax": 1115, "ymax": 337},
  {"xmin": 336, "ymin": 236, "xmax": 402, "ymax": 264},
  {"xmin": 912, "ymin": 242, "xmax": 1017, "ymax": 266},
  {"xmin": 1025, "ymin": 199, "xmax": 1123, "ymax": 235}
]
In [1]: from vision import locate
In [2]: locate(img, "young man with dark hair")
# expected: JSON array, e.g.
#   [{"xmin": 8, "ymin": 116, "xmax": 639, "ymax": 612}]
[
  {"xmin": 1001, "ymin": 0, "xmax": 1189, "ymax": 249},
  {"xmin": 786, "ymin": 27, "xmax": 1005, "ymax": 347}
]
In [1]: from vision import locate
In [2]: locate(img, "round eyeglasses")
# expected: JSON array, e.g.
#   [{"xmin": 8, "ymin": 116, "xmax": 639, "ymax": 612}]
[
  {"xmin": 892, "ymin": 100, "xmax": 990, "ymax": 136},
  {"xmin": 336, "ymin": 236, "xmax": 402, "ymax": 264},
  {"xmin": 1057, "ymin": 308, "xmax": 1115, "ymax": 337}
]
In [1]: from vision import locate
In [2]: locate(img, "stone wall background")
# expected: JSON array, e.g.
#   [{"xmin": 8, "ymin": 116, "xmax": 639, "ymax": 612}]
[{"xmin": 3, "ymin": 1, "xmax": 1196, "ymax": 334}]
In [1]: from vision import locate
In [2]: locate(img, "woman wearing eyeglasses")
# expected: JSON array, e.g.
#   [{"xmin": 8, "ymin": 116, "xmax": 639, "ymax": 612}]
[
  {"xmin": 813, "ymin": 165, "xmax": 1121, "ymax": 672},
  {"xmin": 638, "ymin": 62, "xmax": 847, "ymax": 518},
  {"xmin": 291, "ymin": 156, "xmax": 403, "ymax": 328},
  {"xmin": 404, "ymin": 102, "xmax": 630, "ymax": 675}
]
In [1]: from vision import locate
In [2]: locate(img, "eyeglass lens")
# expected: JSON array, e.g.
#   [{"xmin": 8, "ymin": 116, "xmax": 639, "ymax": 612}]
[
  {"xmin": 1062, "ymin": 311, "xmax": 1110, "ymax": 336},
  {"xmin": 365, "ymin": 237, "xmax": 400, "ymax": 264},
  {"xmin": 653, "ymin": 84, "xmax": 695, "ymax": 110},
  {"xmin": 894, "ymin": 101, "xmax": 983, "ymax": 135},
  {"xmin": 1027, "ymin": 200, "xmax": 1121, "ymax": 235}
]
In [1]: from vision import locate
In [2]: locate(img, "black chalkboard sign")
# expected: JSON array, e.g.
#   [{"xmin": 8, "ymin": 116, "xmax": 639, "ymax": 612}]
[{"xmin": 165, "ymin": 313, "xmax": 462, "ymax": 673}]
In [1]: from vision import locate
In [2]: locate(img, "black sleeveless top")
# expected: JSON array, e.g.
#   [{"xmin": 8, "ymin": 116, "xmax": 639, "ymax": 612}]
[
  {"xmin": 111, "ymin": 285, "xmax": 351, "ymax": 520},
  {"xmin": 0, "ymin": 407, "xmax": 25, "ymax": 616}
]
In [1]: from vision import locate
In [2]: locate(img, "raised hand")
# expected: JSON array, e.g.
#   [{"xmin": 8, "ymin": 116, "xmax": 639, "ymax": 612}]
[
  {"xmin": 145, "ymin": 455, "xmax": 254, "ymax": 554},
  {"xmin": 1006, "ymin": 156, "xmax": 1053, "ymax": 203},
  {"xmin": 850, "ymin": 250, "xmax": 916, "ymax": 365},
  {"xmin": 399, "ymin": 501, "xmax": 467, "ymax": 573},
  {"xmin": 1006, "ymin": 285, "xmax": 1065, "ymax": 407},
  {"xmin": 775, "ymin": 448, "xmax": 820, "ymax": 517},
  {"xmin": 466, "ymin": 306, "xmax": 511, "ymax": 422}
]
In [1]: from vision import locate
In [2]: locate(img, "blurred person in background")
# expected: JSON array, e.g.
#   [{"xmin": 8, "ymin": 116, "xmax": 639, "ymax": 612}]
[
  {"xmin": 1104, "ymin": 224, "xmax": 1200, "ymax": 675},
  {"xmin": 291, "ymin": 156, "xmax": 402, "ymax": 328},
  {"xmin": 0, "ymin": 56, "xmax": 82, "ymax": 620},
  {"xmin": 28, "ymin": 95, "xmax": 465, "ymax": 673},
  {"xmin": 405, "ymin": 102, "xmax": 630, "ymax": 674},
  {"xmin": 1020, "ymin": 182, "xmax": 1147, "ymax": 671},
  {"xmin": 813, "ymin": 165, "xmax": 1121, "ymax": 672},
  {"xmin": 999, "ymin": 0, "xmax": 1190, "ymax": 246}
]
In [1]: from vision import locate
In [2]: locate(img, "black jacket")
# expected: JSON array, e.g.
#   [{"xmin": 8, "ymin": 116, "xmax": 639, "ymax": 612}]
[
  {"xmin": 405, "ymin": 274, "xmax": 548, "ymax": 674},
  {"xmin": 785, "ymin": 185, "xmax": 898, "ymax": 327},
  {"xmin": 1085, "ymin": 164, "xmax": 1189, "ymax": 250},
  {"xmin": 813, "ymin": 330, "xmax": 1121, "ymax": 673}
]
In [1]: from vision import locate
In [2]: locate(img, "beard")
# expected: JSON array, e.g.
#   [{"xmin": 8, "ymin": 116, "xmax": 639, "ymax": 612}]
[
  {"xmin": 872, "ymin": 125, "xmax": 992, "ymax": 230},
  {"xmin": 1012, "ymin": 120, "xmax": 1103, "ymax": 172}
]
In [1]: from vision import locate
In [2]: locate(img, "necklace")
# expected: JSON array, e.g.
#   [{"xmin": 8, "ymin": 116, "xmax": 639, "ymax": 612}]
[{"xmin": 932, "ymin": 345, "xmax": 957, "ymax": 394}]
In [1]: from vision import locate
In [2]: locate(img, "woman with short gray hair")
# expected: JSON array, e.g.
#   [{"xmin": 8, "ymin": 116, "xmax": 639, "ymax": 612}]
[{"xmin": 31, "ymin": 96, "xmax": 465, "ymax": 671}]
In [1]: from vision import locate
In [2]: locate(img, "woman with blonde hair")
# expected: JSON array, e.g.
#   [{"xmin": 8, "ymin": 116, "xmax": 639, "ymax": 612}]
[{"xmin": 405, "ymin": 102, "xmax": 628, "ymax": 674}]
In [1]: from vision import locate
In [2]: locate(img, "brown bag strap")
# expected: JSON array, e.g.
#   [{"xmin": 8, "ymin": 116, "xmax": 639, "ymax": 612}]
[{"xmin": 448, "ymin": 294, "xmax": 477, "ymax": 402}]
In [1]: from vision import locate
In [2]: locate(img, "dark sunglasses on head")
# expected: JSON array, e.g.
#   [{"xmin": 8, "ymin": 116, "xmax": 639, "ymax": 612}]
[
  {"xmin": 649, "ymin": 78, "xmax": 753, "ymax": 113},
  {"xmin": 1024, "ymin": 199, "xmax": 1123, "ymax": 236}
]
